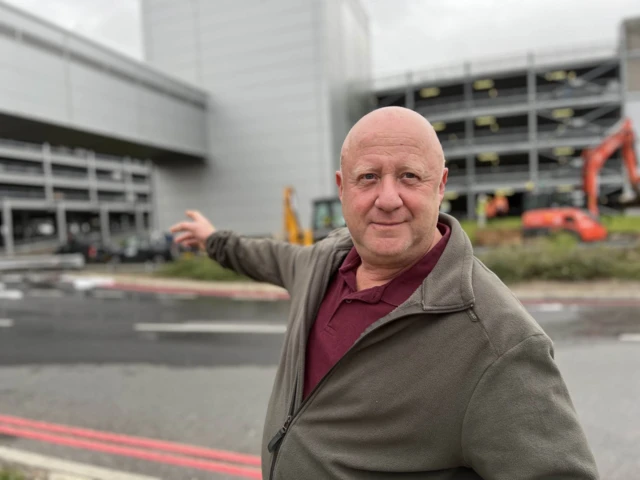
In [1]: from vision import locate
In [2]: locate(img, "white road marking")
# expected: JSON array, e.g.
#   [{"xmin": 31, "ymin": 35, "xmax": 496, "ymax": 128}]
[
  {"xmin": 68, "ymin": 277, "xmax": 115, "ymax": 291},
  {"xmin": 526, "ymin": 303, "xmax": 582, "ymax": 313},
  {"xmin": 618, "ymin": 334, "xmax": 640, "ymax": 342},
  {"xmin": 0, "ymin": 319, "xmax": 14, "ymax": 328},
  {"xmin": 0, "ymin": 445, "xmax": 159, "ymax": 480},
  {"xmin": 156, "ymin": 292, "xmax": 198, "ymax": 301},
  {"xmin": 92, "ymin": 290, "xmax": 126, "ymax": 299},
  {"xmin": 134, "ymin": 322, "xmax": 287, "ymax": 334},
  {"xmin": 0, "ymin": 290, "xmax": 23, "ymax": 300},
  {"xmin": 532, "ymin": 303, "xmax": 565, "ymax": 312},
  {"xmin": 28, "ymin": 289, "xmax": 64, "ymax": 298},
  {"xmin": 0, "ymin": 274, "xmax": 23, "ymax": 283}
]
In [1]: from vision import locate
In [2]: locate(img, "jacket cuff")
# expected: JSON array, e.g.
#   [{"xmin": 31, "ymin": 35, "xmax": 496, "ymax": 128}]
[{"xmin": 205, "ymin": 230, "xmax": 232, "ymax": 258}]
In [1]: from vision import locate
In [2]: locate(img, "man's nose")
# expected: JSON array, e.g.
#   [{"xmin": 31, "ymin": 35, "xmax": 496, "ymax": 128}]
[{"xmin": 374, "ymin": 177, "xmax": 403, "ymax": 211}]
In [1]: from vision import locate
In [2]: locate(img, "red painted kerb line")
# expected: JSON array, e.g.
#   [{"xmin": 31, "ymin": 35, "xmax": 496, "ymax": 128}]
[
  {"xmin": 0, "ymin": 414, "xmax": 261, "ymax": 467},
  {"xmin": 101, "ymin": 283, "xmax": 640, "ymax": 306},
  {"xmin": 104, "ymin": 282, "xmax": 290, "ymax": 300},
  {"xmin": 0, "ymin": 423, "xmax": 262, "ymax": 479}
]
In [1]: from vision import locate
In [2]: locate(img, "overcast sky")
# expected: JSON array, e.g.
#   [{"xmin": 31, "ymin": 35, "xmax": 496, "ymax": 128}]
[{"xmin": 4, "ymin": 0, "xmax": 640, "ymax": 78}]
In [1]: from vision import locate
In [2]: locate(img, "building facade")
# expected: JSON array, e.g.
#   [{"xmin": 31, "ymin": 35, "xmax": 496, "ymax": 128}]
[
  {"xmin": 141, "ymin": 0, "xmax": 372, "ymax": 236},
  {"xmin": 0, "ymin": 0, "xmax": 208, "ymax": 254}
]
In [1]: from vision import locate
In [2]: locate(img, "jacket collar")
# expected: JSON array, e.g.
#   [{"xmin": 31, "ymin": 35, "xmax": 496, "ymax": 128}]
[{"xmin": 326, "ymin": 212, "xmax": 475, "ymax": 313}]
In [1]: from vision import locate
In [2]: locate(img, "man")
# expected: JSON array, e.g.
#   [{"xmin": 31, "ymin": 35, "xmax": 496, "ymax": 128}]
[{"xmin": 170, "ymin": 107, "xmax": 599, "ymax": 479}]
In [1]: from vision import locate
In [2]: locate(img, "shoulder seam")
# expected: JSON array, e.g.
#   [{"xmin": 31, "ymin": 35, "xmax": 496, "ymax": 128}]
[{"xmin": 460, "ymin": 333, "xmax": 548, "ymax": 465}]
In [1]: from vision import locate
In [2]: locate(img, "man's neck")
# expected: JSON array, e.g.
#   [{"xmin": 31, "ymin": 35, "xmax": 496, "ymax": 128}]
[{"xmin": 355, "ymin": 228, "xmax": 443, "ymax": 291}]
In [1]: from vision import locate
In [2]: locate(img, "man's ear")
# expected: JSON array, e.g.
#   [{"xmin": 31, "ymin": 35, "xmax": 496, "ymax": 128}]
[
  {"xmin": 336, "ymin": 170, "xmax": 344, "ymax": 200},
  {"xmin": 439, "ymin": 168, "xmax": 448, "ymax": 202}
]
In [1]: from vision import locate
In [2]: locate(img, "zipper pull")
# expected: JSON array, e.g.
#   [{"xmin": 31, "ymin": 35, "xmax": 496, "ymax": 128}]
[{"xmin": 267, "ymin": 415, "xmax": 292, "ymax": 453}]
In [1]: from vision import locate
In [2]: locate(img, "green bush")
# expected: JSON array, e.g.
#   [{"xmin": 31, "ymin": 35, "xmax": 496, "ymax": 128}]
[
  {"xmin": 600, "ymin": 214, "xmax": 640, "ymax": 233},
  {"xmin": 0, "ymin": 469, "xmax": 25, "ymax": 480},
  {"xmin": 155, "ymin": 255, "xmax": 250, "ymax": 282},
  {"xmin": 477, "ymin": 238, "xmax": 640, "ymax": 283}
]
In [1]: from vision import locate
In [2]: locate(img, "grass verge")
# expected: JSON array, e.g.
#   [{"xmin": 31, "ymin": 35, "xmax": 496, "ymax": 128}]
[
  {"xmin": 476, "ymin": 235, "xmax": 640, "ymax": 283},
  {"xmin": 0, "ymin": 469, "xmax": 25, "ymax": 480}
]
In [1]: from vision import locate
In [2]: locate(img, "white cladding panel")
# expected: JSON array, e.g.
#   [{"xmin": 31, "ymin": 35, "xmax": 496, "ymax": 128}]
[
  {"xmin": 0, "ymin": 1, "xmax": 208, "ymax": 157},
  {"xmin": 143, "ymin": 0, "xmax": 372, "ymax": 235}
]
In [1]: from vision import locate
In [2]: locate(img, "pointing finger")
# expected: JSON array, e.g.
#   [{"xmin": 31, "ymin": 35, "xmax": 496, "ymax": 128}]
[
  {"xmin": 169, "ymin": 221, "xmax": 192, "ymax": 233},
  {"xmin": 174, "ymin": 232, "xmax": 196, "ymax": 244},
  {"xmin": 185, "ymin": 210, "xmax": 202, "ymax": 221}
]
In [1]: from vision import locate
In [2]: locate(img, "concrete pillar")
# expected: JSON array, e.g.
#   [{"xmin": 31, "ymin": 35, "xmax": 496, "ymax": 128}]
[
  {"xmin": 464, "ymin": 61, "xmax": 476, "ymax": 219},
  {"xmin": 405, "ymin": 71, "xmax": 414, "ymax": 110},
  {"xmin": 135, "ymin": 207, "xmax": 145, "ymax": 234},
  {"xmin": 463, "ymin": 61, "xmax": 473, "ymax": 110},
  {"xmin": 527, "ymin": 53, "xmax": 539, "ymax": 187},
  {"xmin": 42, "ymin": 143, "xmax": 54, "ymax": 202},
  {"xmin": 124, "ymin": 157, "xmax": 135, "ymax": 204},
  {"xmin": 2, "ymin": 200, "xmax": 14, "ymax": 256},
  {"xmin": 147, "ymin": 160, "xmax": 158, "ymax": 231},
  {"xmin": 56, "ymin": 202, "xmax": 67, "ymax": 244},
  {"xmin": 87, "ymin": 151, "xmax": 98, "ymax": 205},
  {"xmin": 466, "ymin": 193, "xmax": 476, "ymax": 220},
  {"xmin": 122, "ymin": 213, "xmax": 131, "ymax": 232},
  {"xmin": 100, "ymin": 206, "xmax": 110, "ymax": 246}
]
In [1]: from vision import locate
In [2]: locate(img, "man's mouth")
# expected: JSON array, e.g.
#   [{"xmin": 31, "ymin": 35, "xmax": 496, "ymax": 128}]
[{"xmin": 371, "ymin": 221, "xmax": 404, "ymax": 226}]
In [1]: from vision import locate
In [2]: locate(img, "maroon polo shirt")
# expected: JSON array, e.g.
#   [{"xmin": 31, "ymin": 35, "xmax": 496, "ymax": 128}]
[{"xmin": 303, "ymin": 223, "xmax": 451, "ymax": 400}]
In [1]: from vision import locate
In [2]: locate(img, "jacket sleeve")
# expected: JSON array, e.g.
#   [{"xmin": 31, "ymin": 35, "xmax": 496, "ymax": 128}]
[
  {"xmin": 461, "ymin": 334, "xmax": 599, "ymax": 480},
  {"xmin": 205, "ymin": 230, "xmax": 304, "ymax": 290}
]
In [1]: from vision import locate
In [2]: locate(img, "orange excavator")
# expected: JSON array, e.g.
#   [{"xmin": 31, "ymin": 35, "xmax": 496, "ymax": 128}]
[
  {"xmin": 485, "ymin": 193, "xmax": 510, "ymax": 218},
  {"xmin": 522, "ymin": 117, "xmax": 640, "ymax": 242},
  {"xmin": 582, "ymin": 117, "xmax": 640, "ymax": 216}
]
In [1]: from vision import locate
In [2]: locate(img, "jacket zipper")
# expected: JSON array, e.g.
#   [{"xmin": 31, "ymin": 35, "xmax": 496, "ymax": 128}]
[
  {"xmin": 266, "ymin": 309, "xmax": 416, "ymax": 480},
  {"xmin": 267, "ymin": 250, "xmax": 342, "ymax": 480}
]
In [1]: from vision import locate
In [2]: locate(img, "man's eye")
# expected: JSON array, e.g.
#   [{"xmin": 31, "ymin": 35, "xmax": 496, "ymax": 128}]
[
  {"xmin": 403, "ymin": 172, "xmax": 417, "ymax": 179},
  {"xmin": 362, "ymin": 174, "xmax": 376, "ymax": 180}
]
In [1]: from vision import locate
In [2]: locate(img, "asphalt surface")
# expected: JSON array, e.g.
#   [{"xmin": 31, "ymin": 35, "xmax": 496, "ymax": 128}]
[{"xmin": 0, "ymin": 278, "xmax": 638, "ymax": 479}]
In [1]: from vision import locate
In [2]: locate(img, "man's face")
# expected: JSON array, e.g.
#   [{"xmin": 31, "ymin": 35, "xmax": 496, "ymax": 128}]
[{"xmin": 336, "ymin": 129, "xmax": 448, "ymax": 265}]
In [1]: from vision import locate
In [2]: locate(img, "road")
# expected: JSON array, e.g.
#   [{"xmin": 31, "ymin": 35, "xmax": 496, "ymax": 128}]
[{"xmin": 0, "ymin": 279, "xmax": 639, "ymax": 479}]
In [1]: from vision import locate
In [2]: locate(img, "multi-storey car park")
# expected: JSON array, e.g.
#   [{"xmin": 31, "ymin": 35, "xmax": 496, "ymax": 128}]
[{"xmin": 373, "ymin": 17, "xmax": 640, "ymax": 219}]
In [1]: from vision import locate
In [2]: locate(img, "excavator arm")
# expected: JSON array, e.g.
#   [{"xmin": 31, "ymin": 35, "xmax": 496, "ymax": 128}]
[{"xmin": 582, "ymin": 118, "xmax": 640, "ymax": 216}]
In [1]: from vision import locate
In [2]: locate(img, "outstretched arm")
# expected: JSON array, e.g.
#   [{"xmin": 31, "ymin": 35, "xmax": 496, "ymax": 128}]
[{"xmin": 170, "ymin": 210, "xmax": 304, "ymax": 289}]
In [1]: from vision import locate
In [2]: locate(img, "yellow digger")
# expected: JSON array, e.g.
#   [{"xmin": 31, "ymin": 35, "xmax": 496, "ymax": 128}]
[{"xmin": 283, "ymin": 186, "xmax": 345, "ymax": 246}]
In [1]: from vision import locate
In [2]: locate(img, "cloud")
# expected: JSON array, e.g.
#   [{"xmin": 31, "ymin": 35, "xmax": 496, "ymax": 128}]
[
  {"xmin": 4, "ymin": 0, "xmax": 640, "ymax": 78},
  {"xmin": 361, "ymin": 0, "xmax": 640, "ymax": 77},
  {"xmin": 3, "ymin": 0, "xmax": 142, "ymax": 59}
]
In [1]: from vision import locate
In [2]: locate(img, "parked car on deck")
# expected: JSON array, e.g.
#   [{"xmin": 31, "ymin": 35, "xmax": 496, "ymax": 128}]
[{"xmin": 55, "ymin": 233, "xmax": 116, "ymax": 263}]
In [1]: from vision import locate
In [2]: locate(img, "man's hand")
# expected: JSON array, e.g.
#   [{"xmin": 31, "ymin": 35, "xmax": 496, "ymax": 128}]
[{"xmin": 169, "ymin": 210, "xmax": 216, "ymax": 251}]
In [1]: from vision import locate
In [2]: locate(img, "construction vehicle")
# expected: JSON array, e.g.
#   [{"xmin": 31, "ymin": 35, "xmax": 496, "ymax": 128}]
[
  {"xmin": 485, "ymin": 193, "xmax": 510, "ymax": 218},
  {"xmin": 522, "ymin": 117, "xmax": 640, "ymax": 242},
  {"xmin": 283, "ymin": 187, "xmax": 345, "ymax": 246},
  {"xmin": 310, "ymin": 195, "xmax": 345, "ymax": 242},
  {"xmin": 582, "ymin": 117, "xmax": 640, "ymax": 216},
  {"xmin": 283, "ymin": 186, "xmax": 314, "ymax": 246}
]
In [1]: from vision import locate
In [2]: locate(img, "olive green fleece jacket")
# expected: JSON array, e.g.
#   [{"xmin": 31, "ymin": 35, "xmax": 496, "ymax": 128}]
[{"xmin": 205, "ymin": 212, "xmax": 599, "ymax": 480}]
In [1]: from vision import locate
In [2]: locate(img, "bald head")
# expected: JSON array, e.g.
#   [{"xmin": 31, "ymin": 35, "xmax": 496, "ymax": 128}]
[
  {"xmin": 340, "ymin": 107, "xmax": 445, "ymax": 172},
  {"xmin": 335, "ymin": 106, "xmax": 449, "ymax": 276}
]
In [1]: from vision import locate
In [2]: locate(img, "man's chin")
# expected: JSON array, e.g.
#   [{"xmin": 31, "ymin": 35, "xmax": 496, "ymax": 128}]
[{"xmin": 364, "ymin": 237, "xmax": 409, "ymax": 258}]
